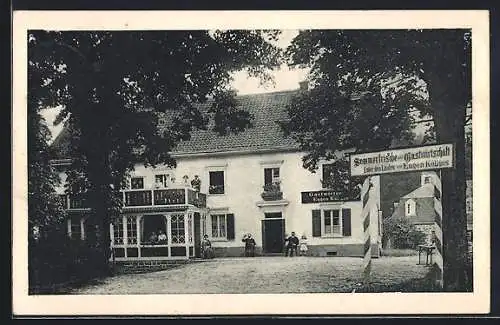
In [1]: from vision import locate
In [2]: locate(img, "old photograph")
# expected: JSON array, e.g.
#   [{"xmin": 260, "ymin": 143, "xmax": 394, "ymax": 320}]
[{"xmin": 13, "ymin": 10, "xmax": 489, "ymax": 315}]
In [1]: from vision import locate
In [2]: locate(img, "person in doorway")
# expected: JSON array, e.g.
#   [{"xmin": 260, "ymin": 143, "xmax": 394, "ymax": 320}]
[
  {"xmin": 285, "ymin": 232, "xmax": 299, "ymax": 257},
  {"xmin": 242, "ymin": 233, "xmax": 256, "ymax": 257},
  {"xmin": 157, "ymin": 229, "xmax": 167, "ymax": 243},
  {"xmin": 299, "ymin": 234, "xmax": 308, "ymax": 256},
  {"xmin": 201, "ymin": 234, "xmax": 214, "ymax": 259}
]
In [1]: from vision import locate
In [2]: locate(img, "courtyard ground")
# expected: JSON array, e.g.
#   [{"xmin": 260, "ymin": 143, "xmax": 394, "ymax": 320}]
[{"xmin": 68, "ymin": 255, "xmax": 435, "ymax": 294}]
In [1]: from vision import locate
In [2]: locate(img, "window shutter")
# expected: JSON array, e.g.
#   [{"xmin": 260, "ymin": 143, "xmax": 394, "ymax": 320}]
[
  {"xmin": 264, "ymin": 168, "xmax": 273, "ymax": 185},
  {"xmin": 342, "ymin": 208, "xmax": 351, "ymax": 236},
  {"xmin": 312, "ymin": 210, "xmax": 321, "ymax": 237},
  {"xmin": 226, "ymin": 214, "xmax": 235, "ymax": 240}
]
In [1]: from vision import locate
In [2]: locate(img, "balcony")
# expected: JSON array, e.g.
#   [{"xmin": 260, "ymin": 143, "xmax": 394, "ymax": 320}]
[
  {"xmin": 124, "ymin": 187, "xmax": 207, "ymax": 208},
  {"xmin": 58, "ymin": 194, "xmax": 88, "ymax": 210},
  {"xmin": 261, "ymin": 182, "xmax": 283, "ymax": 201},
  {"xmin": 62, "ymin": 187, "xmax": 207, "ymax": 210}
]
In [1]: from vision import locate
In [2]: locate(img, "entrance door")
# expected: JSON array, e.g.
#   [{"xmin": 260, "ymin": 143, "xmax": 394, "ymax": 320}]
[
  {"xmin": 194, "ymin": 212, "xmax": 201, "ymax": 258},
  {"xmin": 262, "ymin": 217, "xmax": 285, "ymax": 254}
]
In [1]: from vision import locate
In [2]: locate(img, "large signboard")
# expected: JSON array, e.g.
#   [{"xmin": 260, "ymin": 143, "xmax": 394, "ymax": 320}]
[
  {"xmin": 350, "ymin": 143, "xmax": 454, "ymax": 177},
  {"xmin": 301, "ymin": 190, "xmax": 351, "ymax": 204}
]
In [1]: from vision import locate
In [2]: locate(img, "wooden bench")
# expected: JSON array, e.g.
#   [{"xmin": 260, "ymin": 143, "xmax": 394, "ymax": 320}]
[{"xmin": 417, "ymin": 244, "xmax": 436, "ymax": 266}]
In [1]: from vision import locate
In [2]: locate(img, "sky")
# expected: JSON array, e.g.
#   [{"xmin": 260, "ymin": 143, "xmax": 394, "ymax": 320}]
[
  {"xmin": 232, "ymin": 30, "xmax": 308, "ymax": 95},
  {"xmin": 41, "ymin": 30, "xmax": 308, "ymax": 142}
]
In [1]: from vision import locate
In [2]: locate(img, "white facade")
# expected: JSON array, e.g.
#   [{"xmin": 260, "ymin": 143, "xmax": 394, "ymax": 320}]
[
  {"xmin": 55, "ymin": 149, "xmax": 383, "ymax": 258},
  {"xmin": 126, "ymin": 149, "xmax": 381, "ymax": 256}
]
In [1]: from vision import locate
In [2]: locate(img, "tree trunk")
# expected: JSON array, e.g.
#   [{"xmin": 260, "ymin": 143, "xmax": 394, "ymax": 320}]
[
  {"xmin": 431, "ymin": 95, "xmax": 470, "ymax": 292},
  {"xmin": 81, "ymin": 103, "xmax": 114, "ymax": 276},
  {"xmin": 87, "ymin": 171, "xmax": 113, "ymax": 276}
]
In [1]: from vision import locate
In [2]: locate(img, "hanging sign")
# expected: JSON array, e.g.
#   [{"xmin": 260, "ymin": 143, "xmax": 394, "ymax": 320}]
[
  {"xmin": 301, "ymin": 190, "xmax": 350, "ymax": 203},
  {"xmin": 349, "ymin": 143, "xmax": 454, "ymax": 177}
]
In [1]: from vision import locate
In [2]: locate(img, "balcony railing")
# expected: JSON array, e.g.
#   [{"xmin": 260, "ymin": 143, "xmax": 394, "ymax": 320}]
[
  {"xmin": 124, "ymin": 190, "xmax": 152, "ymax": 206},
  {"xmin": 153, "ymin": 188, "xmax": 185, "ymax": 205},
  {"xmin": 61, "ymin": 187, "xmax": 207, "ymax": 210},
  {"xmin": 70, "ymin": 194, "xmax": 88, "ymax": 209},
  {"xmin": 187, "ymin": 188, "xmax": 207, "ymax": 208}
]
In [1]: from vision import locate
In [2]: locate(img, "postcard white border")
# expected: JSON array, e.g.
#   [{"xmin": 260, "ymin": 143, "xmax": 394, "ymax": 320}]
[{"xmin": 12, "ymin": 10, "xmax": 490, "ymax": 315}]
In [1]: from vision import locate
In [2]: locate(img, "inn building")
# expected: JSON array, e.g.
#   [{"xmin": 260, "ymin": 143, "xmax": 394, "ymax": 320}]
[{"xmin": 50, "ymin": 90, "xmax": 383, "ymax": 261}]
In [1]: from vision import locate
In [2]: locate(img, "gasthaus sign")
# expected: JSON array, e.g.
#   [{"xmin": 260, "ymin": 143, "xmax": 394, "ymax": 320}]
[{"xmin": 349, "ymin": 143, "xmax": 455, "ymax": 177}]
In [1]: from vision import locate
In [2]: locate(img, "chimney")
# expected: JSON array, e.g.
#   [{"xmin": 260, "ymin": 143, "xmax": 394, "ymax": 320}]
[
  {"xmin": 299, "ymin": 81, "xmax": 308, "ymax": 91},
  {"xmin": 393, "ymin": 201, "xmax": 399, "ymax": 210}
]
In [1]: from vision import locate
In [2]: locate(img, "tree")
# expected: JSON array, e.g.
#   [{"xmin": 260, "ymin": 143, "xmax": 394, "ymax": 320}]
[
  {"xmin": 283, "ymin": 30, "xmax": 471, "ymax": 291},
  {"xmin": 383, "ymin": 216, "xmax": 426, "ymax": 250},
  {"xmin": 28, "ymin": 50, "xmax": 66, "ymax": 237},
  {"xmin": 28, "ymin": 30, "xmax": 282, "ymax": 273}
]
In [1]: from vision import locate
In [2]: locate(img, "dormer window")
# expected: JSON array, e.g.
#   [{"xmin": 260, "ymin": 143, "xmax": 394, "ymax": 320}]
[{"xmin": 405, "ymin": 199, "xmax": 416, "ymax": 217}]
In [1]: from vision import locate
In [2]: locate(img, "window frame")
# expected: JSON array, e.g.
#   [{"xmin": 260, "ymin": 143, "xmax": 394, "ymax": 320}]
[
  {"xmin": 264, "ymin": 167, "xmax": 281, "ymax": 185},
  {"xmin": 130, "ymin": 176, "xmax": 145, "ymax": 189},
  {"xmin": 208, "ymin": 170, "xmax": 225, "ymax": 195},
  {"xmin": 170, "ymin": 213, "xmax": 186, "ymax": 245},
  {"xmin": 210, "ymin": 213, "xmax": 228, "ymax": 240},
  {"xmin": 68, "ymin": 216, "xmax": 84, "ymax": 240},
  {"xmin": 112, "ymin": 218, "xmax": 124, "ymax": 245},
  {"xmin": 126, "ymin": 216, "xmax": 138, "ymax": 245},
  {"xmin": 321, "ymin": 208, "xmax": 343, "ymax": 237},
  {"xmin": 405, "ymin": 199, "xmax": 416, "ymax": 217},
  {"xmin": 154, "ymin": 173, "xmax": 171, "ymax": 188},
  {"xmin": 260, "ymin": 160, "xmax": 284, "ymax": 190}
]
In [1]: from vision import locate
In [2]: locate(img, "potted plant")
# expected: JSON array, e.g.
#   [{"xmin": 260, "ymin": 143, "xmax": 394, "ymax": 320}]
[{"xmin": 261, "ymin": 181, "xmax": 283, "ymax": 201}]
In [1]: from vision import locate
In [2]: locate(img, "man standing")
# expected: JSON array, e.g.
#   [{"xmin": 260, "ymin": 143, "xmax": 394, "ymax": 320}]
[
  {"xmin": 285, "ymin": 232, "xmax": 299, "ymax": 257},
  {"xmin": 242, "ymin": 233, "xmax": 256, "ymax": 257}
]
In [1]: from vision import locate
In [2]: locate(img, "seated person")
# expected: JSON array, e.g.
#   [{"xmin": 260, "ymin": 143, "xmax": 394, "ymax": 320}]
[
  {"xmin": 157, "ymin": 229, "xmax": 167, "ymax": 243},
  {"xmin": 148, "ymin": 231, "xmax": 158, "ymax": 245}
]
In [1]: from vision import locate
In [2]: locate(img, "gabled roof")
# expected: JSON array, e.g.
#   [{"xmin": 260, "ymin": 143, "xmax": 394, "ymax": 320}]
[
  {"xmin": 389, "ymin": 196, "xmax": 435, "ymax": 225},
  {"xmin": 388, "ymin": 183, "xmax": 436, "ymax": 224},
  {"xmin": 50, "ymin": 90, "xmax": 301, "ymax": 159},
  {"xmin": 171, "ymin": 91, "xmax": 300, "ymax": 155},
  {"xmin": 401, "ymin": 183, "xmax": 435, "ymax": 199}
]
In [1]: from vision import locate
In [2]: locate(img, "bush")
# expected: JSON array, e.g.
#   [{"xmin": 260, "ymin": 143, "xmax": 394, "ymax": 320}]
[
  {"xmin": 383, "ymin": 216, "xmax": 426, "ymax": 249},
  {"xmin": 28, "ymin": 231, "xmax": 107, "ymax": 293}
]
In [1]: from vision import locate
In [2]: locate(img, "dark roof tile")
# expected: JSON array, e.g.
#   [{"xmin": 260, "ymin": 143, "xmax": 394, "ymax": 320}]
[{"xmin": 50, "ymin": 90, "xmax": 300, "ymax": 158}]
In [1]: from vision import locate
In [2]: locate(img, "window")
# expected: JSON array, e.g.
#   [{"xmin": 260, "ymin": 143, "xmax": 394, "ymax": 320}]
[
  {"xmin": 154, "ymin": 174, "xmax": 170, "ymax": 188},
  {"xmin": 323, "ymin": 209, "xmax": 341, "ymax": 236},
  {"xmin": 209, "ymin": 171, "xmax": 225, "ymax": 194},
  {"xmin": 69, "ymin": 216, "xmax": 82, "ymax": 240},
  {"xmin": 211, "ymin": 214, "xmax": 227, "ymax": 238},
  {"xmin": 127, "ymin": 217, "xmax": 137, "ymax": 245},
  {"xmin": 405, "ymin": 199, "xmax": 416, "ymax": 217},
  {"xmin": 113, "ymin": 218, "xmax": 124, "ymax": 245},
  {"xmin": 170, "ymin": 214, "xmax": 185, "ymax": 244},
  {"xmin": 265, "ymin": 212, "xmax": 282, "ymax": 219},
  {"xmin": 424, "ymin": 176, "xmax": 432, "ymax": 184},
  {"xmin": 208, "ymin": 213, "xmax": 235, "ymax": 240},
  {"xmin": 131, "ymin": 177, "xmax": 144, "ymax": 189},
  {"xmin": 312, "ymin": 208, "xmax": 351, "ymax": 237},
  {"xmin": 264, "ymin": 167, "xmax": 280, "ymax": 186}
]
